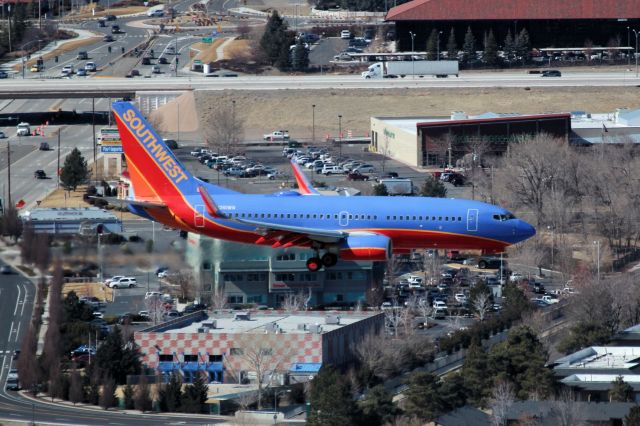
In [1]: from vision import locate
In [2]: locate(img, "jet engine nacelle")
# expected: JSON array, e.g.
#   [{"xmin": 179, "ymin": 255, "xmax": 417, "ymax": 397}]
[{"xmin": 339, "ymin": 234, "xmax": 392, "ymax": 261}]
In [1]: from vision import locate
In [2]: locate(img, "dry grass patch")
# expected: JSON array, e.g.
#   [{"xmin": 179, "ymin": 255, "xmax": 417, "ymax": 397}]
[
  {"xmin": 224, "ymin": 39, "xmax": 251, "ymax": 61},
  {"xmin": 191, "ymin": 38, "xmax": 225, "ymax": 63},
  {"xmin": 64, "ymin": 5, "xmax": 148, "ymax": 20},
  {"xmin": 63, "ymin": 282, "xmax": 113, "ymax": 301}
]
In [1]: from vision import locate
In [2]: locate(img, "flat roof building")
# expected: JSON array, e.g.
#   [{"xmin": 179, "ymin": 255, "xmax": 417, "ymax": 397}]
[
  {"xmin": 134, "ymin": 310, "xmax": 384, "ymax": 385},
  {"xmin": 20, "ymin": 207, "xmax": 122, "ymax": 235},
  {"xmin": 185, "ymin": 233, "xmax": 383, "ymax": 308},
  {"xmin": 551, "ymin": 346, "xmax": 640, "ymax": 378}
]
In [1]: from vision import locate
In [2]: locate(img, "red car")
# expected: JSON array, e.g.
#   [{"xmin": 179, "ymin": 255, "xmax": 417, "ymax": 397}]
[{"xmin": 347, "ymin": 171, "xmax": 369, "ymax": 181}]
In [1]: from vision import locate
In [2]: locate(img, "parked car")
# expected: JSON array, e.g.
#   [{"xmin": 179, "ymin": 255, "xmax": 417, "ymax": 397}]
[
  {"xmin": 340, "ymin": 30, "xmax": 352, "ymax": 39},
  {"xmin": 322, "ymin": 165, "xmax": 345, "ymax": 175},
  {"xmin": 454, "ymin": 293, "xmax": 468, "ymax": 303},
  {"xmin": 145, "ymin": 291, "xmax": 162, "ymax": 299},
  {"xmin": 109, "ymin": 277, "xmax": 137, "ymax": 288},
  {"xmin": 353, "ymin": 164, "xmax": 375, "ymax": 173},
  {"xmin": 34, "ymin": 169, "xmax": 46, "ymax": 179},
  {"xmin": 0, "ymin": 71, "xmax": 7, "ymax": 79},
  {"xmin": 347, "ymin": 171, "xmax": 369, "ymax": 181}
]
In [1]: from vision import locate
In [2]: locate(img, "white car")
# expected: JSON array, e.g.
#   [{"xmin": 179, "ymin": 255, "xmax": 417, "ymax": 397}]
[
  {"xmin": 104, "ymin": 275, "xmax": 124, "ymax": 285},
  {"xmin": 322, "ymin": 165, "xmax": 345, "ymax": 175},
  {"xmin": 109, "ymin": 277, "xmax": 137, "ymax": 288},
  {"xmin": 84, "ymin": 62, "xmax": 97, "ymax": 72},
  {"xmin": 62, "ymin": 64, "xmax": 74, "ymax": 74},
  {"xmin": 353, "ymin": 164, "xmax": 375, "ymax": 173},
  {"xmin": 433, "ymin": 300, "xmax": 447, "ymax": 310},
  {"xmin": 145, "ymin": 291, "xmax": 162, "ymax": 299},
  {"xmin": 407, "ymin": 275, "xmax": 423, "ymax": 285},
  {"xmin": 509, "ymin": 272, "xmax": 524, "ymax": 282},
  {"xmin": 340, "ymin": 30, "xmax": 351, "ymax": 39},
  {"xmin": 157, "ymin": 270, "xmax": 169, "ymax": 278},
  {"xmin": 454, "ymin": 293, "xmax": 468, "ymax": 303}
]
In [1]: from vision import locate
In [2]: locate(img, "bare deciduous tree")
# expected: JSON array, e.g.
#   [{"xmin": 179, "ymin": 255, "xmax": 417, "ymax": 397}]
[
  {"xmin": 210, "ymin": 287, "xmax": 228, "ymax": 311},
  {"xmin": 69, "ymin": 367, "xmax": 84, "ymax": 405},
  {"xmin": 280, "ymin": 291, "xmax": 307, "ymax": 312},
  {"xmin": 168, "ymin": 271, "xmax": 195, "ymax": 302},
  {"xmin": 490, "ymin": 379, "xmax": 515, "ymax": 426},
  {"xmin": 549, "ymin": 389, "xmax": 586, "ymax": 426},
  {"xmin": 203, "ymin": 101, "xmax": 245, "ymax": 156},
  {"xmin": 473, "ymin": 292, "xmax": 492, "ymax": 322},
  {"xmin": 145, "ymin": 296, "xmax": 165, "ymax": 325}
]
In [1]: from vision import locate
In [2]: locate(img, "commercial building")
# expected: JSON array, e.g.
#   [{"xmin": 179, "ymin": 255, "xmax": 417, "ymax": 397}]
[
  {"xmin": 370, "ymin": 112, "xmax": 571, "ymax": 168},
  {"xmin": 185, "ymin": 233, "xmax": 383, "ymax": 308},
  {"xmin": 134, "ymin": 310, "xmax": 384, "ymax": 384},
  {"xmin": 370, "ymin": 108, "xmax": 640, "ymax": 168},
  {"xmin": 20, "ymin": 207, "xmax": 122, "ymax": 235},
  {"xmin": 386, "ymin": 0, "xmax": 640, "ymax": 53},
  {"xmin": 551, "ymin": 346, "xmax": 640, "ymax": 402}
]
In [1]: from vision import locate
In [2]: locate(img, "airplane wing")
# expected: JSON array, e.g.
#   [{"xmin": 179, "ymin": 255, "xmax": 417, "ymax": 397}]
[
  {"xmin": 90, "ymin": 196, "xmax": 167, "ymax": 209},
  {"xmin": 197, "ymin": 185, "xmax": 345, "ymax": 246},
  {"xmin": 290, "ymin": 160, "xmax": 321, "ymax": 195}
]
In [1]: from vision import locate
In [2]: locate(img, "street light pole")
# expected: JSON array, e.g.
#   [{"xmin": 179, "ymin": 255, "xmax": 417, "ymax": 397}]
[
  {"xmin": 311, "ymin": 104, "xmax": 315, "ymax": 144},
  {"xmin": 6, "ymin": 139, "xmax": 11, "ymax": 208},
  {"xmin": 437, "ymin": 30, "xmax": 442, "ymax": 61},
  {"xmin": 409, "ymin": 31, "xmax": 415, "ymax": 79},
  {"xmin": 594, "ymin": 240, "xmax": 600, "ymax": 281},
  {"xmin": 634, "ymin": 29, "xmax": 639, "ymax": 78},
  {"xmin": 628, "ymin": 26, "xmax": 631, "ymax": 66},
  {"xmin": 338, "ymin": 114, "xmax": 342, "ymax": 159}
]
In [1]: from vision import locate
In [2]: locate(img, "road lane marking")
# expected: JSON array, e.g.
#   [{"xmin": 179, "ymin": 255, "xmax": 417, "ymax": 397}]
[{"xmin": 13, "ymin": 285, "xmax": 20, "ymax": 316}]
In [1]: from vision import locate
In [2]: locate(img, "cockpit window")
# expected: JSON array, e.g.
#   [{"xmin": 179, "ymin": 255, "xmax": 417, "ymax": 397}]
[{"xmin": 493, "ymin": 213, "xmax": 516, "ymax": 221}]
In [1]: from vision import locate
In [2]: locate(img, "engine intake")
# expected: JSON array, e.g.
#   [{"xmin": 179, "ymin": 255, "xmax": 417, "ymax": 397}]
[{"xmin": 339, "ymin": 234, "xmax": 392, "ymax": 261}]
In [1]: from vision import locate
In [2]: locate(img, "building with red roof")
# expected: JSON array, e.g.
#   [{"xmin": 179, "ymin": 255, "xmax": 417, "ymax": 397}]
[{"xmin": 386, "ymin": 0, "xmax": 640, "ymax": 56}]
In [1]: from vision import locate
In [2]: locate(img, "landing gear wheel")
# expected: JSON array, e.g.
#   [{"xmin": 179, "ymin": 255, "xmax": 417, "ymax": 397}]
[
  {"xmin": 321, "ymin": 253, "xmax": 338, "ymax": 267},
  {"xmin": 306, "ymin": 257, "xmax": 322, "ymax": 272}
]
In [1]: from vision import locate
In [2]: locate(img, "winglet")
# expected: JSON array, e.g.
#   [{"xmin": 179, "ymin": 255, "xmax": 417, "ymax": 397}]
[
  {"xmin": 197, "ymin": 186, "xmax": 228, "ymax": 219},
  {"xmin": 290, "ymin": 160, "xmax": 320, "ymax": 195}
]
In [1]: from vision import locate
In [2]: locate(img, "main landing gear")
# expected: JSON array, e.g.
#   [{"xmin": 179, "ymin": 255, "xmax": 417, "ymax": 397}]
[{"xmin": 306, "ymin": 252, "xmax": 338, "ymax": 271}]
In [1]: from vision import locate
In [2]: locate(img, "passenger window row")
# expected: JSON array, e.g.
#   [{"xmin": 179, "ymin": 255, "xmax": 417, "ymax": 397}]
[
  {"xmin": 386, "ymin": 215, "xmax": 463, "ymax": 222},
  {"xmin": 228, "ymin": 212, "xmax": 379, "ymax": 220}
]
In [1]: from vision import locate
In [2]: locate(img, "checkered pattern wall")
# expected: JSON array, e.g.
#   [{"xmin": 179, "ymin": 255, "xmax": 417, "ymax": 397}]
[{"xmin": 135, "ymin": 331, "xmax": 323, "ymax": 372}]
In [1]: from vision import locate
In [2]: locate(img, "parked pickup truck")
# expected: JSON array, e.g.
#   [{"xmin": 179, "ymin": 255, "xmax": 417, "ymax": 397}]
[{"xmin": 263, "ymin": 130, "xmax": 290, "ymax": 141}]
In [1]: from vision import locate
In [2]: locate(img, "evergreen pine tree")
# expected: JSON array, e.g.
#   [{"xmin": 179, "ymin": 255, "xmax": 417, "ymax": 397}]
[
  {"xmin": 462, "ymin": 26, "xmax": 477, "ymax": 65},
  {"xmin": 134, "ymin": 376, "xmax": 153, "ymax": 412},
  {"xmin": 625, "ymin": 405, "xmax": 640, "ymax": 425},
  {"xmin": 372, "ymin": 183, "xmax": 389, "ymax": 196},
  {"xmin": 426, "ymin": 29, "xmax": 438, "ymax": 60},
  {"xmin": 99, "ymin": 375, "xmax": 117, "ymax": 410},
  {"xmin": 610, "ymin": 375, "xmax": 634, "ymax": 402},
  {"xmin": 446, "ymin": 28, "xmax": 457, "ymax": 60},
  {"xmin": 275, "ymin": 31, "xmax": 296, "ymax": 71},
  {"xmin": 307, "ymin": 366, "xmax": 359, "ymax": 426},
  {"xmin": 2, "ymin": 206, "xmax": 23, "ymax": 242},
  {"xmin": 60, "ymin": 147, "xmax": 89, "ymax": 191},
  {"xmin": 291, "ymin": 37, "xmax": 310, "ymax": 71},
  {"xmin": 462, "ymin": 339, "xmax": 491, "ymax": 406},
  {"xmin": 69, "ymin": 368, "xmax": 84, "ymax": 405},
  {"xmin": 503, "ymin": 29, "xmax": 515, "ymax": 63},
  {"xmin": 260, "ymin": 11, "xmax": 287, "ymax": 65},
  {"xmin": 420, "ymin": 176, "xmax": 447, "ymax": 197},
  {"xmin": 123, "ymin": 384, "xmax": 135, "ymax": 409},
  {"xmin": 483, "ymin": 29, "xmax": 498, "ymax": 66},
  {"xmin": 181, "ymin": 373, "xmax": 208, "ymax": 413},
  {"xmin": 515, "ymin": 28, "xmax": 531, "ymax": 64},
  {"xmin": 403, "ymin": 371, "xmax": 444, "ymax": 421},
  {"xmin": 359, "ymin": 385, "xmax": 397, "ymax": 425},
  {"xmin": 159, "ymin": 372, "xmax": 183, "ymax": 412}
]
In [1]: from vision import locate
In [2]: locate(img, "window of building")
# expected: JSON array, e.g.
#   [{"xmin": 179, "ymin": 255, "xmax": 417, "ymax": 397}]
[
  {"xmin": 223, "ymin": 273, "xmax": 243, "ymax": 282},
  {"xmin": 230, "ymin": 348, "xmax": 243, "ymax": 356},
  {"xmin": 227, "ymin": 295, "xmax": 244, "ymax": 304},
  {"xmin": 328, "ymin": 271, "xmax": 343, "ymax": 280},
  {"xmin": 347, "ymin": 272, "xmax": 353, "ymax": 280},
  {"xmin": 202, "ymin": 262, "xmax": 212, "ymax": 271},
  {"xmin": 209, "ymin": 355, "xmax": 223, "ymax": 363},
  {"xmin": 275, "ymin": 273, "xmax": 295, "ymax": 281},
  {"xmin": 276, "ymin": 253, "xmax": 295, "ymax": 261},
  {"xmin": 247, "ymin": 295, "xmax": 263, "ymax": 303},
  {"xmin": 247, "ymin": 273, "xmax": 266, "ymax": 282},
  {"xmin": 183, "ymin": 354, "xmax": 198, "ymax": 362},
  {"xmin": 299, "ymin": 273, "xmax": 317, "ymax": 281},
  {"xmin": 159, "ymin": 354, "xmax": 173, "ymax": 362}
]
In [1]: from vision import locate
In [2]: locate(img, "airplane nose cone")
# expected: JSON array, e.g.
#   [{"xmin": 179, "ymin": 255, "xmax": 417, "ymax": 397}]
[{"xmin": 516, "ymin": 220, "xmax": 536, "ymax": 242}]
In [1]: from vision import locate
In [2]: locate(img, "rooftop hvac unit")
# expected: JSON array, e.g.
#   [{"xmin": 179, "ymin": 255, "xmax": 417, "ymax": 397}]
[
  {"xmin": 197, "ymin": 327, "xmax": 207, "ymax": 333},
  {"xmin": 451, "ymin": 111, "xmax": 468, "ymax": 120},
  {"xmin": 234, "ymin": 312, "xmax": 251, "ymax": 321},
  {"xmin": 297, "ymin": 323, "xmax": 308, "ymax": 331},
  {"xmin": 325, "ymin": 315, "xmax": 340, "ymax": 325},
  {"xmin": 309, "ymin": 324, "xmax": 323, "ymax": 334},
  {"xmin": 266, "ymin": 323, "xmax": 280, "ymax": 333},
  {"xmin": 202, "ymin": 321, "xmax": 216, "ymax": 329}
]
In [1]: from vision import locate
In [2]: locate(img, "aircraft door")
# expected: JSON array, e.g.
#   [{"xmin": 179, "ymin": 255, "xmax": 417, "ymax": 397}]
[
  {"xmin": 339, "ymin": 211, "xmax": 349, "ymax": 227},
  {"xmin": 466, "ymin": 209, "xmax": 478, "ymax": 232},
  {"xmin": 195, "ymin": 204, "xmax": 205, "ymax": 228}
]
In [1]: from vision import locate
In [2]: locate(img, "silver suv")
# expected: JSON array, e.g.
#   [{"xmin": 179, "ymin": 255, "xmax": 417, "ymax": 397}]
[{"xmin": 109, "ymin": 277, "xmax": 137, "ymax": 289}]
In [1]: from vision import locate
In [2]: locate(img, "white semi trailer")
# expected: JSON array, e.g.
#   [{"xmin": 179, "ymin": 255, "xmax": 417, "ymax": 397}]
[{"xmin": 362, "ymin": 60, "xmax": 459, "ymax": 79}]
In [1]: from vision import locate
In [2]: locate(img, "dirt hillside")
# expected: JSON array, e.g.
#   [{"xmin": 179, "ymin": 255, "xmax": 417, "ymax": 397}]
[
  {"xmin": 149, "ymin": 92, "xmax": 200, "ymax": 133},
  {"xmin": 193, "ymin": 86, "xmax": 640, "ymax": 141}
]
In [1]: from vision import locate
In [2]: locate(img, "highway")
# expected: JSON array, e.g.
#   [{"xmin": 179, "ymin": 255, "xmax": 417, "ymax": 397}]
[{"xmin": 0, "ymin": 71, "xmax": 638, "ymax": 97}]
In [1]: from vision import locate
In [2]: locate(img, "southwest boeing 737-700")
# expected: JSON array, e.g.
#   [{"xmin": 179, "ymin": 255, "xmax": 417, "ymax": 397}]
[{"xmin": 112, "ymin": 101, "xmax": 535, "ymax": 272}]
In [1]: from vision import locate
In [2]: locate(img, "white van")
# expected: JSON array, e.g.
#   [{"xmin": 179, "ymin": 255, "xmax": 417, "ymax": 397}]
[
  {"xmin": 16, "ymin": 122, "xmax": 30, "ymax": 136},
  {"xmin": 340, "ymin": 30, "xmax": 351, "ymax": 39}
]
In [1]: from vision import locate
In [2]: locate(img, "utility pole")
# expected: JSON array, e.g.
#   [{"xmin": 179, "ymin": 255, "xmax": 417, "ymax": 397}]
[
  {"xmin": 409, "ymin": 31, "xmax": 415, "ymax": 79},
  {"xmin": 312, "ymin": 104, "xmax": 315, "ymax": 144},
  {"xmin": 6, "ymin": 139, "xmax": 11, "ymax": 208},
  {"xmin": 57, "ymin": 130, "xmax": 61, "ymax": 188},
  {"xmin": 92, "ymin": 98, "xmax": 96, "ymax": 182},
  {"xmin": 338, "ymin": 114, "xmax": 342, "ymax": 159}
]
